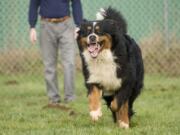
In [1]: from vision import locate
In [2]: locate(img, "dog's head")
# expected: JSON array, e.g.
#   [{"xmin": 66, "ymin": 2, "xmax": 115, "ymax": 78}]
[{"xmin": 77, "ymin": 19, "xmax": 118, "ymax": 58}]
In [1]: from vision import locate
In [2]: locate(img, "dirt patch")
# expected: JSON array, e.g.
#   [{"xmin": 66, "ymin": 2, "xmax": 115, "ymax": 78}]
[
  {"xmin": 4, "ymin": 80, "xmax": 19, "ymax": 85},
  {"xmin": 42, "ymin": 103, "xmax": 77, "ymax": 116}
]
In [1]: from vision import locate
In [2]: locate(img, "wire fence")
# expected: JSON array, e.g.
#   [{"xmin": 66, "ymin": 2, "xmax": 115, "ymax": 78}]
[{"xmin": 0, "ymin": 0, "xmax": 180, "ymax": 80}]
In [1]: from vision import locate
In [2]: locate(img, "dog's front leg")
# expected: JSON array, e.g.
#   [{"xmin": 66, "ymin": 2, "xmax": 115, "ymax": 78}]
[
  {"xmin": 116, "ymin": 101, "xmax": 129, "ymax": 129},
  {"xmin": 88, "ymin": 85, "xmax": 102, "ymax": 121}
]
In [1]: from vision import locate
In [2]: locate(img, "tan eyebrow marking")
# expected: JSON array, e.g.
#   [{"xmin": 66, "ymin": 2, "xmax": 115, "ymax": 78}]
[
  {"xmin": 87, "ymin": 26, "xmax": 92, "ymax": 30},
  {"xmin": 95, "ymin": 26, "xmax": 100, "ymax": 30}
]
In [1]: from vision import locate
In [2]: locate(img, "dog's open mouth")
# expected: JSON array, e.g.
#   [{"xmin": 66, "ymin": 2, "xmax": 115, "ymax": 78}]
[{"xmin": 87, "ymin": 42, "xmax": 102, "ymax": 58}]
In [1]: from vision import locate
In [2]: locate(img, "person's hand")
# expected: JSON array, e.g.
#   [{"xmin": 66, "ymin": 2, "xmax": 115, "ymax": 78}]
[
  {"xmin": 74, "ymin": 27, "xmax": 80, "ymax": 39},
  {"xmin": 29, "ymin": 28, "xmax": 37, "ymax": 44}
]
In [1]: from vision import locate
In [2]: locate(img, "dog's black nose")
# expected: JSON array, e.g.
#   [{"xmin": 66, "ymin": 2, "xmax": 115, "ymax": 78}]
[{"xmin": 89, "ymin": 35, "xmax": 96, "ymax": 42}]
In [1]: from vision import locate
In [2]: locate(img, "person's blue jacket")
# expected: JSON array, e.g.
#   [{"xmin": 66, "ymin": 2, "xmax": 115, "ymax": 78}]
[{"xmin": 28, "ymin": 0, "xmax": 83, "ymax": 28}]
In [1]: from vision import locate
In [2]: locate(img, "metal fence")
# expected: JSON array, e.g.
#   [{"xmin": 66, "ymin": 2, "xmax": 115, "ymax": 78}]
[{"xmin": 0, "ymin": 0, "xmax": 180, "ymax": 79}]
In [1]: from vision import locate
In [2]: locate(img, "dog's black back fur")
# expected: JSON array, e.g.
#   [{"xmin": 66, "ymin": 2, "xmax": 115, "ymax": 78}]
[{"xmin": 102, "ymin": 8, "xmax": 144, "ymax": 119}]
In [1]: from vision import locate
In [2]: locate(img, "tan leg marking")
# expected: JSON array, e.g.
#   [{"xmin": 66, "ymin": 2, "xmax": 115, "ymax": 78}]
[
  {"xmin": 88, "ymin": 86, "xmax": 102, "ymax": 121},
  {"xmin": 110, "ymin": 97, "xmax": 118, "ymax": 111},
  {"xmin": 117, "ymin": 101, "xmax": 129, "ymax": 129}
]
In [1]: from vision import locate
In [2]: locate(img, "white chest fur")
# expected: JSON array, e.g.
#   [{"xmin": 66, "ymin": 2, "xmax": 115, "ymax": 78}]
[{"xmin": 83, "ymin": 50, "xmax": 122, "ymax": 92}]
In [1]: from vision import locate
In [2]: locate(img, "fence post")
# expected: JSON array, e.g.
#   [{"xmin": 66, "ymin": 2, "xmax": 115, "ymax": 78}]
[{"xmin": 163, "ymin": 0, "xmax": 169, "ymax": 50}]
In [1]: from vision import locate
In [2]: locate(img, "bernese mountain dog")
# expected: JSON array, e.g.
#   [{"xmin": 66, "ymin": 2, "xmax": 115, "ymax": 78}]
[{"xmin": 76, "ymin": 7, "xmax": 144, "ymax": 129}]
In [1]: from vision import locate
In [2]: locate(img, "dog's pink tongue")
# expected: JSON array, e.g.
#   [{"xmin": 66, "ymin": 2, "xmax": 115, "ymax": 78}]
[
  {"xmin": 88, "ymin": 44, "xmax": 100, "ymax": 58},
  {"xmin": 88, "ymin": 45, "xmax": 97, "ymax": 52}
]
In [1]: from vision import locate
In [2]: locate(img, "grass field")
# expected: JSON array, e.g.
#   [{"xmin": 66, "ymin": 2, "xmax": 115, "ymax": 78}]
[{"xmin": 0, "ymin": 72, "xmax": 180, "ymax": 135}]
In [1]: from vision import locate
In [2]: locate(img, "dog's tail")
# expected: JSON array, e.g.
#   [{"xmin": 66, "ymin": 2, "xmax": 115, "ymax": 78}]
[{"xmin": 96, "ymin": 7, "xmax": 127, "ymax": 33}]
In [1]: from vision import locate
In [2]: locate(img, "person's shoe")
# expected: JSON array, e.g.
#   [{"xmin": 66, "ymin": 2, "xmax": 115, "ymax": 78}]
[
  {"xmin": 45, "ymin": 101, "xmax": 71, "ymax": 111},
  {"xmin": 64, "ymin": 96, "xmax": 76, "ymax": 104}
]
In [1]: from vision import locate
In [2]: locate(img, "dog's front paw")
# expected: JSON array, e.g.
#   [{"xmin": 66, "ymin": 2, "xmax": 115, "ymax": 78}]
[
  {"xmin": 118, "ymin": 120, "xmax": 129, "ymax": 129},
  {"xmin": 90, "ymin": 108, "xmax": 102, "ymax": 121}
]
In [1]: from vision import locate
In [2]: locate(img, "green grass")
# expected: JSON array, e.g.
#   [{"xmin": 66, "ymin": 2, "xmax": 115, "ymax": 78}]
[{"xmin": 0, "ymin": 72, "xmax": 180, "ymax": 135}]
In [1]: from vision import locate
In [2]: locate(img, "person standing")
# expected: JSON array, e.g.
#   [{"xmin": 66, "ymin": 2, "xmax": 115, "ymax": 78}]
[{"xmin": 28, "ymin": 0, "xmax": 83, "ymax": 105}]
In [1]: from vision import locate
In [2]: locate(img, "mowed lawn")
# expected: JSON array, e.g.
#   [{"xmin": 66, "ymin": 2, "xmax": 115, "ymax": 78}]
[{"xmin": 0, "ymin": 72, "xmax": 180, "ymax": 135}]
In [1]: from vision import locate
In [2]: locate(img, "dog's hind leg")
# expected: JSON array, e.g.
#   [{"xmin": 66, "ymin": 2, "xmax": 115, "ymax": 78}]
[
  {"xmin": 116, "ymin": 101, "xmax": 129, "ymax": 129},
  {"xmin": 88, "ymin": 85, "xmax": 102, "ymax": 121},
  {"xmin": 110, "ymin": 97, "xmax": 118, "ymax": 111},
  {"xmin": 103, "ymin": 96, "xmax": 117, "ymax": 123}
]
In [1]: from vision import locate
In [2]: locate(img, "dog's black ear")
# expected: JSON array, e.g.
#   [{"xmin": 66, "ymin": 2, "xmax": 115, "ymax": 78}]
[
  {"xmin": 80, "ymin": 19, "xmax": 89, "ymax": 26},
  {"xmin": 100, "ymin": 19, "xmax": 119, "ymax": 35},
  {"xmin": 77, "ymin": 19, "xmax": 88, "ymax": 39},
  {"xmin": 82, "ymin": 19, "xmax": 88, "ymax": 22}
]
